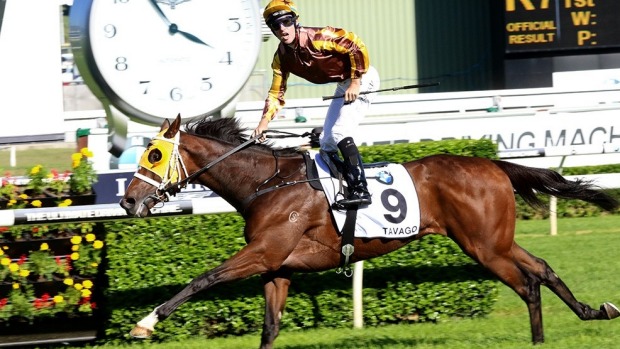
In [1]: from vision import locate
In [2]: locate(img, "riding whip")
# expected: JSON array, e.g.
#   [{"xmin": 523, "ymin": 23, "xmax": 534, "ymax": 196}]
[{"xmin": 322, "ymin": 82, "xmax": 440, "ymax": 101}]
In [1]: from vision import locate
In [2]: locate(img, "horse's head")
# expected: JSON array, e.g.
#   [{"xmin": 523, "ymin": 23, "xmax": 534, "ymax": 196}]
[{"xmin": 120, "ymin": 114, "xmax": 188, "ymax": 218}]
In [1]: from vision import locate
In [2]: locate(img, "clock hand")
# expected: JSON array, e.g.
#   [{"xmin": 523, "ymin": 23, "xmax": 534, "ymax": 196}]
[
  {"xmin": 148, "ymin": 0, "xmax": 172, "ymax": 25},
  {"xmin": 148, "ymin": 0, "xmax": 213, "ymax": 48},
  {"xmin": 168, "ymin": 24, "xmax": 212, "ymax": 47}
]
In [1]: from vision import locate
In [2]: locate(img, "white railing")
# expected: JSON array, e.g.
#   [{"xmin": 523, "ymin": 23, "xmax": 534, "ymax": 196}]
[{"xmin": 62, "ymin": 85, "xmax": 620, "ymax": 170}]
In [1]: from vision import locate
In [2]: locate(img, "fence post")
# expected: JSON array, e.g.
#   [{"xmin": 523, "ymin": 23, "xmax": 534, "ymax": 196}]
[
  {"xmin": 353, "ymin": 261, "xmax": 364, "ymax": 328},
  {"xmin": 550, "ymin": 155, "xmax": 567, "ymax": 236},
  {"xmin": 550, "ymin": 196, "xmax": 558, "ymax": 236},
  {"xmin": 9, "ymin": 146, "xmax": 16, "ymax": 167}
]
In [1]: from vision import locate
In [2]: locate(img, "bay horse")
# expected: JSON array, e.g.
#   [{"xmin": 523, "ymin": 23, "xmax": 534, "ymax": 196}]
[{"xmin": 120, "ymin": 114, "xmax": 620, "ymax": 348}]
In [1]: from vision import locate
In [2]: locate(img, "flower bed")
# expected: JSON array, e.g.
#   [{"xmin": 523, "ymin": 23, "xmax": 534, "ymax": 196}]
[
  {"xmin": 0, "ymin": 147, "xmax": 97, "ymax": 209},
  {"xmin": 0, "ymin": 223, "xmax": 104, "ymax": 323},
  {"xmin": 0, "ymin": 147, "xmax": 102, "ymax": 328}
]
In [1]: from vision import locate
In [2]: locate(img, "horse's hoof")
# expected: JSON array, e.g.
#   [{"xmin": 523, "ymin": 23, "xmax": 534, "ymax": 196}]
[
  {"xmin": 602, "ymin": 302, "xmax": 620, "ymax": 319},
  {"xmin": 130, "ymin": 325, "xmax": 153, "ymax": 339}
]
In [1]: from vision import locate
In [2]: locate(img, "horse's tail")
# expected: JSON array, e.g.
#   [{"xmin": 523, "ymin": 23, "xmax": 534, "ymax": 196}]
[{"xmin": 492, "ymin": 159, "xmax": 619, "ymax": 211}]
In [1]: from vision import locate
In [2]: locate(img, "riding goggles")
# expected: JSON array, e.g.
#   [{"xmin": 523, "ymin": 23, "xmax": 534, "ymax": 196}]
[{"xmin": 268, "ymin": 14, "xmax": 297, "ymax": 31}]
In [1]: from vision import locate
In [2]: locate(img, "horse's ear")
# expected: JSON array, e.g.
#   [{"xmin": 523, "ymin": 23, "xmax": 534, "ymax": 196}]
[
  {"xmin": 163, "ymin": 114, "xmax": 182, "ymax": 138},
  {"xmin": 160, "ymin": 119, "xmax": 170, "ymax": 132}
]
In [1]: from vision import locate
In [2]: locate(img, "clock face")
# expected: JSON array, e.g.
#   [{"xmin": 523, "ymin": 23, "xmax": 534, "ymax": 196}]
[{"xmin": 82, "ymin": 0, "xmax": 261, "ymax": 124}]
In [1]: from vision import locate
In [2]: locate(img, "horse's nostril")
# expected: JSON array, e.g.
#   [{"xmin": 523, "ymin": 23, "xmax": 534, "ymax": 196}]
[{"xmin": 121, "ymin": 198, "xmax": 136, "ymax": 210}]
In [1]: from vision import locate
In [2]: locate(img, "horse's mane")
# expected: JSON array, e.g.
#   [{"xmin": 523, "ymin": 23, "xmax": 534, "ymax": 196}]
[
  {"xmin": 184, "ymin": 116, "xmax": 249, "ymax": 145},
  {"xmin": 183, "ymin": 116, "xmax": 299, "ymax": 155}
]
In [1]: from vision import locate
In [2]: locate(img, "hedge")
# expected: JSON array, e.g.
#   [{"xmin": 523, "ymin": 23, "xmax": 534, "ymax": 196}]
[
  {"xmin": 95, "ymin": 139, "xmax": 501, "ymax": 344},
  {"xmin": 100, "ymin": 217, "xmax": 498, "ymax": 344}
]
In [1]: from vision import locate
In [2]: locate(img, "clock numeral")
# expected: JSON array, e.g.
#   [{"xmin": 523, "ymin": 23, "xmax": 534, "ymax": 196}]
[
  {"xmin": 200, "ymin": 78, "xmax": 213, "ymax": 91},
  {"xmin": 115, "ymin": 57, "xmax": 128, "ymax": 71},
  {"xmin": 228, "ymin": 18, "xmax": 241, "ymax": 32},
  {"xmin": 140, "ymin": 81, "xmax": 150, "ymax": 95},
  {"xmin": 114, "ymin": 0, "xmax": 130, "ymax": 4},
  {"xmin": 219, "ymin": 52, "xmax": 233, "ymax": 65},
  {"xmin": 170, "ymin": 88, "xmax": 183, "ymax": 101},
  {"xmin": 103, "ymin": 24, "xmax": 117, "ymax": 38}
]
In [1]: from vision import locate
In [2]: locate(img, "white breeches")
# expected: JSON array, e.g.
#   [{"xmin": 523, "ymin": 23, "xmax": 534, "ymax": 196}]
[{"xmin": 319, "ymin": 66, "xmax": 380, "ymax": 152}]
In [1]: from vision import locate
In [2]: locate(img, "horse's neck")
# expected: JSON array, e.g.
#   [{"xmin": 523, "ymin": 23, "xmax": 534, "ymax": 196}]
[{"xmin": 191, "ymin": 143, "xmax": 292, "ymax": 211}]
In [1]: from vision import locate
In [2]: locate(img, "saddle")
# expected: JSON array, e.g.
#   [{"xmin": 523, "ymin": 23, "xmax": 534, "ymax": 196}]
[{"xmin": 302, "ymin": 150, "xmax": 390, "ymax": 195}]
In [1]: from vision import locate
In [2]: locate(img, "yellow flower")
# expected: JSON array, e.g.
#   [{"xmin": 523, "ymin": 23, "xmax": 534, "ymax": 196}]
[
  {"xmin": 8, "ymin": 263, "xmax": 19, "ymax": 272},
  {"xmin": 74, "ymin": 283, "xmax": 83, "ymax": 291},
  {"xmin": 64, "ymin": 278, "xmax": 74, "ymax": 286},
  {"xmin": 31, "ymin": 200, "xmax": 42, "ymax": 208},
  {"xmin": 80, "ymin": 148, "xmax": 94, "ymax": 158},
  {"xmin": 40, "ymin": 243, "xmax": 49, "ymax": 251},
  {"xmin": 85, "ymin": 233, "xmax": 96, "ymax": 242},
  {"xmin": 0, "ymin": 249, "xmax": 3, "ymax": 256},
  {"xmin": 1, "ymin": 257, "xmax": 10, "ymax": 266},
  {"xmin": 71, "ymin": 152, "xmax": 83, "ymax": 161},
  {"xmin": 93, "ymin": 240, "xmax": 104, "ymax": 249},
  {"xmin": 82, "ymin": 280, "xmax": 94, "ymax": 289},
  {"xmin": 12, "ymin": 283, "xmax": 19, "ymax": 289},
  {"xmin": 19, "ymin": 269, "xmax": 30, "ymax": 277},
  {"xmin": 90, "ymin": 262, "xmax": 98, "ymax": 268},
  {"xmin": 18, "ymin": 194, "xmax": 28, "ymax": 200},
  {"xmin": 72, "ymin": 245, "xmax": 79, "ymax": 251},
  {"xmin": 8, "ymin": 199, "xmax": 16, "ymax": 206},
  {"xmin": 71, "ymin": 252, "xmax": 80, "ymax": 260},
  {"xmin": 71, "ymin": 153, "xmax": 82, "ymax": 168},
  {"xmin": 81, "ymin": 289, "xmax": 92, "ymax": 298},
  {"xmin": 53, "ymin": 295, "xmax": 64, "ymax": 303},
  {"xmin": 71, "ymin": 236, "xmax": 82, "ymax": 245},
  {"xmin": 58, "ymin": 199, "xmax": 72, "ymax": 207},
  {"xmin": 30, "ymin": 165, "xmax": 42, "ymax": 175}
]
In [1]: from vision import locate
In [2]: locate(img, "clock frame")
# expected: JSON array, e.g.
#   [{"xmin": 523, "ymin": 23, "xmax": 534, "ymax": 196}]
[{"xmin": 70, "ymin": 0, "xmax": 262, "ymax": 126}]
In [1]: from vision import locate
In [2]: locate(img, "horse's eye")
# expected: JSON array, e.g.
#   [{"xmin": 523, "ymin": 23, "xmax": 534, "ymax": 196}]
[{"xmin": 148, "ymin": 148, "xmax": 163, "ymax": 164}]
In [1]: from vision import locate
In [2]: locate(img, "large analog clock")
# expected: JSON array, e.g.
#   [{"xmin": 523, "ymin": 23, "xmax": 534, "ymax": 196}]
[{"xmin": 70, "ymin": 0, "xmax": 262, "ymax": 127}]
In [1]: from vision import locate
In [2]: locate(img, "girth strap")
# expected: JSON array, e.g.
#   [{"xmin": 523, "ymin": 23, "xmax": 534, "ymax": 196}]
[{"xmin": 336, "ymin": 207, "xmax": 357, "ymax": 277}]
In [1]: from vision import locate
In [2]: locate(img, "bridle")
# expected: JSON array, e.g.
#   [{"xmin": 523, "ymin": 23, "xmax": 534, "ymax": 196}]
[{"xmin": 133, "ymin": 131, "xmax": 190, "ymax": 204}]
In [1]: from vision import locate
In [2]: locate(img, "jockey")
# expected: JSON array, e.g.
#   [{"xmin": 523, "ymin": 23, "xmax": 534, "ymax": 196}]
[{"xmin": 252, "ymin": 0, "xmax": 380, "ymax": 208}]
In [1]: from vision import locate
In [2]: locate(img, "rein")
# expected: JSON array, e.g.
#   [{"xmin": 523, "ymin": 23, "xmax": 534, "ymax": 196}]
[
  {"xmin": 156, "ymin": 129, "xmax": 313, "ymax": 202},
  {"xmin": 172, "ymin": 136, "xmax": 256, "ymax": 189},
  {"xmin": 160, "ymin": 134, "xmax": 260, "ymax": 198}
]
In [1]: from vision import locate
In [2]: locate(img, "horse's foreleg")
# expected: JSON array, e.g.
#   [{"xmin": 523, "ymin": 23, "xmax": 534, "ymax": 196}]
[
  {"xmin": 130, "ymin": 242, "xmax": 294, "ymax": 339},
  {"xmin": 513, "ymin": 245, "xmax": 620, "ymax": 321},
  {"xmin": 130, "ymin": 304, "xmax": 163, "ymax": 338},
  {"xmin": 260, "ymin": 271, "xmax": 292, "ymax": 349}
]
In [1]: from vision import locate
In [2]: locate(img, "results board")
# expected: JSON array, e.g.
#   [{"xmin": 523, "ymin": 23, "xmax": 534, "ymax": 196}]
[{"xmin": 505, "ymin": 0, "xmax": 620, "ymax": 53}]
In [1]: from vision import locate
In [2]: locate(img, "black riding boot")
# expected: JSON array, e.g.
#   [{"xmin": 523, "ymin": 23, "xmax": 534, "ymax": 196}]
[{"xmin": 337, "ymin": 137, "xmax": 371, "ymax": 207}]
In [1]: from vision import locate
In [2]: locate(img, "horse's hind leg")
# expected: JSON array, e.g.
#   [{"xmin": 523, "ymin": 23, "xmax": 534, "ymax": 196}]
[
  {"xmin": 260, "ymin": 271, "xmax": 292, "ymax": 349},
  {"xmin": 512, "ymin": 244, "xmax": 620, "ymax": 321},
  {"xmin": 464, "ymin": 244, "xmax": 546, "ymax": 343}
]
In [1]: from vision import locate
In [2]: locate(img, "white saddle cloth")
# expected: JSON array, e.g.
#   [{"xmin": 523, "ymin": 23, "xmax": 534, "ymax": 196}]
[{"xmin": 312, "ymin": 150, "xmax": 421, "ymax": 239}]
